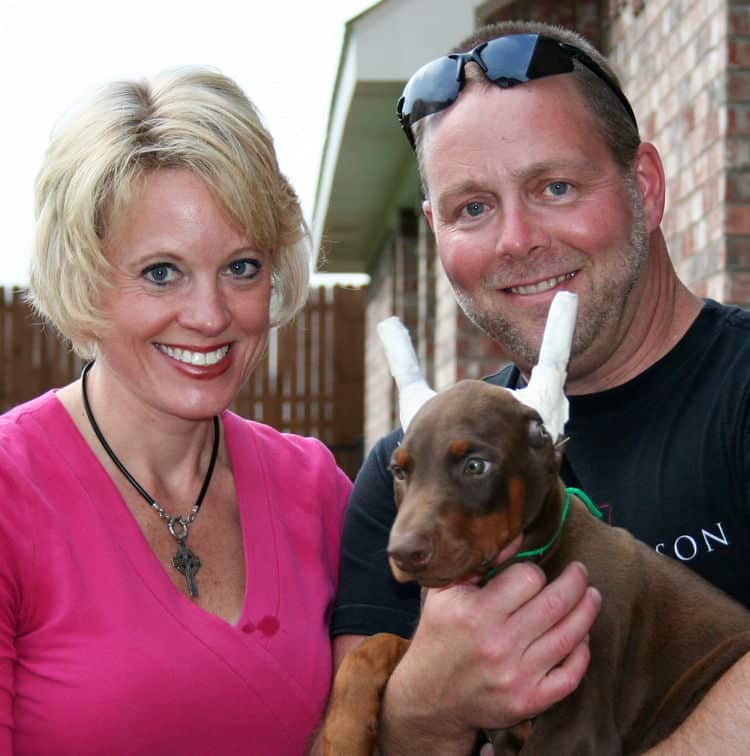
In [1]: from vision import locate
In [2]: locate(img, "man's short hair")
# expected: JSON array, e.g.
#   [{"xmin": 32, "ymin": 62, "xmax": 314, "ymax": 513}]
[{"xmin": 414, "ymin": 20, "xmax": 641, "ymax": 187}]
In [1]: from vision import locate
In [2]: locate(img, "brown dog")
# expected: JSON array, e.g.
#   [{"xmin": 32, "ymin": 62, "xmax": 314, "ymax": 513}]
[{"xmin": 322, "ymin": 380, "xmax": 750, "ymax": 755}]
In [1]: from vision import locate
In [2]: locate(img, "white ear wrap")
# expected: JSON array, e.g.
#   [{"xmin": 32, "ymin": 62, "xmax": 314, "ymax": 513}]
[
  {"xmin": 514, "ymin": 291, "xmax": 578, "ymax": 441},
  {"xmin": 376, "ymin": 317, "xmax": 436, "ymax": 432},
  {"xmin": 376, "ymin": 291, "xmax": 578, "ymax": 439}
]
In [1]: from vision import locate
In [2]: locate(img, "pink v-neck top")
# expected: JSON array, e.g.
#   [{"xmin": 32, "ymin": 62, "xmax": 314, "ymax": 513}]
[{"xmin": 0, "ymin": 392, "xmax": 351, "ymax": 755}]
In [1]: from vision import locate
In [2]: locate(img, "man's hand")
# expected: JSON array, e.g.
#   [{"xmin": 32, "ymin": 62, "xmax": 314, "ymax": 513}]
[{"xmin": 380, "ymin": 557, "xmax": 601, "ymax": 755}]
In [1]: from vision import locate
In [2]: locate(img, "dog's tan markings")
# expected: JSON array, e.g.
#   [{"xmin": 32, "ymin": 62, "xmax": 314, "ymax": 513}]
[
  {"xmin": 471, "ymin": 511, "xmax": 514, "ymax": 560},
  {"xmin": 393, "ymin": 446, "xmax": 411, "ymax": 468},
  {"xmin": 449, "ymin": 439, "xmax": 470, "ymax": 459},
  {"xmin": 507, "ymin": 477, "xmax": 526, "ymax": 534},
  {"xmin": 445, "ymin": 510, "xmax": 513, "ymax": 573}
]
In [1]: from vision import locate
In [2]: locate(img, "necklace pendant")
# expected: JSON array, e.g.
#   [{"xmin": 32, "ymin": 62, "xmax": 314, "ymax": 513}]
[{"xmin": 172, "ymin": 540, "xmax": 202, "ymax": 598}]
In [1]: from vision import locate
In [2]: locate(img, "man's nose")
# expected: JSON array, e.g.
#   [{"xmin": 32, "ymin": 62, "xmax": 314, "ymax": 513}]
[{"xmin": 495, "ymin": 201, "xmax": 549, "ymax": 257}]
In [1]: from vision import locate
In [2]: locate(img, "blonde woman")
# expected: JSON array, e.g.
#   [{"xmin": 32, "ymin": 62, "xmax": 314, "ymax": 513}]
[{"xmin": 0, "ymin": 68, "xmax": 350, "ymax": 754}]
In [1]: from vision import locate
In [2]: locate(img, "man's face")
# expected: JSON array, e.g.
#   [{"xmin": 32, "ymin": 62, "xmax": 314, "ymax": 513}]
[{"xmin": 421, "ymin": 75, "xmax": 652, "ymax": 381}]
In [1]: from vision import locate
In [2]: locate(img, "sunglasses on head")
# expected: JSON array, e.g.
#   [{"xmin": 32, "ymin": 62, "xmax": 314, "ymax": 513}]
[{"xmin": 397, "ymin": 33, "xmax": 637, "ymax": 148}]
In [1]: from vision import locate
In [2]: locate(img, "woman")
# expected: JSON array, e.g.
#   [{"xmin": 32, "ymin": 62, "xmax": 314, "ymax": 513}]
[{"xmin": 0, "ymin": 68, "xmax": 351, "ymax": 754}]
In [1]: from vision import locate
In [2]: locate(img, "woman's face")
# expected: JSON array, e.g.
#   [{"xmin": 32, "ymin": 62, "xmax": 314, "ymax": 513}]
[{"xmin": 94, "ymin": 168, "xmax": 272, "ymax": 421}]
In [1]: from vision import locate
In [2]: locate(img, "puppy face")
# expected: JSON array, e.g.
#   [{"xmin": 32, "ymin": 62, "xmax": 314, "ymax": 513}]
[{"xmin": 387, "ymin": 380, "xmax": 562, "ymax": 586}]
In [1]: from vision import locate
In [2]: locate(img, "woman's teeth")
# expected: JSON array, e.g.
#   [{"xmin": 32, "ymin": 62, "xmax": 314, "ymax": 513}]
[
  {"xmin": 156, "ymin": 344, "xmax": 230, "ymax": 366},
  {"xmin": 509, "ymin": 272, "xmax": 575, "ymax": 295}
]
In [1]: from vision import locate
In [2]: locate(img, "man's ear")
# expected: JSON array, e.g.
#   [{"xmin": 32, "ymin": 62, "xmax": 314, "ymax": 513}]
[
  {"xmin": 633, "ymin": 142, "xmax": 665, "ymax": 232},
  {"xmin": 422, "ymin": 199, "xmax": 434, "ymax": 232}
]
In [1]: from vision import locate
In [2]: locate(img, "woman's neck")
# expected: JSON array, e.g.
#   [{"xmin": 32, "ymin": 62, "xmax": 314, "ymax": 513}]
[{"xmin": 57, "ymin": 361, "xmax": 222, "ymax": 499}]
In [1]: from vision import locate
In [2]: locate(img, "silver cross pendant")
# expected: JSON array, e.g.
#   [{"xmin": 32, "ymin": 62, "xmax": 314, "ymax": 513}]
[{"xmin": 172, "ymin": 540, "xmax": 202, "ymax": 597}]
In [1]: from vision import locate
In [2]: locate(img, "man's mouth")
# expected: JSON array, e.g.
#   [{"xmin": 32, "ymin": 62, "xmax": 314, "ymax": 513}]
[
  {"xmin": 505, "ymin": 271, "xmax": 576, "ymax": 295},
  {"xmin": 155, "ymin": 343, "xmax": 231, "ymax": 366}
]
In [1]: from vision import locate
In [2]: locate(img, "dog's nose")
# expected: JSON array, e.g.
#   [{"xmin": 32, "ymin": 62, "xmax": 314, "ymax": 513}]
[{"xmin": 388, "ymin": 531, "xmax": 433, "ymax": 572}]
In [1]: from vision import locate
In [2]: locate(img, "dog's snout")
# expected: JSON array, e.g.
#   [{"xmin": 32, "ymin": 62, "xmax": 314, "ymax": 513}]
[{"xmin": 388, "ymin": 531, "xmax": 433, "ymax": 573}]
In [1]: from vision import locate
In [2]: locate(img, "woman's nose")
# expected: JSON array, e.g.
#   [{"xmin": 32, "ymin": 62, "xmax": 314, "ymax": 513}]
[{"xmin": 178, "ymin": 280, "xmax": 232, "ymax": 335}]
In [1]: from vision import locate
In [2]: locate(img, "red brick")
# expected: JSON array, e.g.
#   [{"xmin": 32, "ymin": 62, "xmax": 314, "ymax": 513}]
[
  {"xmin": 728, "ymin": 71, "xmax": 750, "ymax": 101},
  {"xmin": 725, "ymin": 205, "xmax": 750, "ymax": 234}
]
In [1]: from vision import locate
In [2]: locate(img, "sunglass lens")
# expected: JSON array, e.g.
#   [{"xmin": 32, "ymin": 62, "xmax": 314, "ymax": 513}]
[
  {"xmin": 401, "ymin": 55, "xmax": 462, "ymax": 123},
  {"xmin": 479, "ymin": 34, "xmax": 539, "ymax": 85}
]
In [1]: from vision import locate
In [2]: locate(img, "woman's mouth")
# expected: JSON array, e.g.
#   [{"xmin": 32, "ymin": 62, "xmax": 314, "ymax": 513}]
[
  {"xmin": 505, "ymin": 271, "xmax": 576, "ymax": 295},
  {"xmin": 155, "ymin": 343, "xmax": 231, "ymax": 366}
]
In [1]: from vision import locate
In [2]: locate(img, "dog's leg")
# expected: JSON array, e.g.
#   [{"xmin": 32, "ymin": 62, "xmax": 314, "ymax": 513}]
[{"xmin": 321, "ymin": 632, "xmax": 410, "ymax": 756}]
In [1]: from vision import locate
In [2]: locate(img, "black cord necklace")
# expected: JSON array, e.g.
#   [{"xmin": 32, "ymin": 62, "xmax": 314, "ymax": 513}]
[{"xmin": 81, "ymin": 361, "xmax": 220, "ymax": 598}]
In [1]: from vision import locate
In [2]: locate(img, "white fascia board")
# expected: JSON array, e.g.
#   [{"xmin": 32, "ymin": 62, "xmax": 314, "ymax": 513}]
[{"xmin": 312, "ymin": 39, "xmax": 358, "ymax": 254}]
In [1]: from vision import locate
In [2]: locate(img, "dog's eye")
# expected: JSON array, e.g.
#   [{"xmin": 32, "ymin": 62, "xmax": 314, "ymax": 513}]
[
  {"xmin": 463, "ymin": 458, "xmax": 490, "ymax": 476},
  {"xmin": 528, "ymin": 420, "xmax": 550, "ymax": 448},
  {"xmin": 390, "ymin": 464, "xmax": 407, "ymax": 481}
]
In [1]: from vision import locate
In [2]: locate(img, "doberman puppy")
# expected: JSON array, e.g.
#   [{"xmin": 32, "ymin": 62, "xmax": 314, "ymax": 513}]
[{"xmin": 322, "ymin": 380, "xmax": 750, "ymax": 755}]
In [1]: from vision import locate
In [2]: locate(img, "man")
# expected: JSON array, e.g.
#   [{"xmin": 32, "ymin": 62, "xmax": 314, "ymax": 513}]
[{"xmin": 330, "ymin": 20, "xmax": 750, "ymax": 754}]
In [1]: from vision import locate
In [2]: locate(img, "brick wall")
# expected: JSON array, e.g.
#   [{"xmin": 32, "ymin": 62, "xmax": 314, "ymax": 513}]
[
  {"xmin": 363, "ymin": 211, "xmax": 422, "ymax": 452},
  {"xmin": 608, "ymin": 0, "xmax": 736, "ymax": 302}
]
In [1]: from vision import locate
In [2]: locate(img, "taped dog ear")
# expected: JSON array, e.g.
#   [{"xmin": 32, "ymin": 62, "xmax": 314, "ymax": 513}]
[
  {"xmin": 377, "ymin": 292, "xmax": 578, "ymax": 440},
  {"xmin": 554, "ymin": 436, "xmax": 570, "ymax": 466},
  {"xmin": 376, "ymin": 317, "xmax": 436, "ymax": 432},
  {"xmin": 513, "ymin": 292, "xmax": 578, "ymax": 442}
]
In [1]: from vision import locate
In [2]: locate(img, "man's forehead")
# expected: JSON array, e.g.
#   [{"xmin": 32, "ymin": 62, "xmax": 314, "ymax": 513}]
[{"xmin": 420, "ymin": 78, "xmax": 601, "ymax": 180}]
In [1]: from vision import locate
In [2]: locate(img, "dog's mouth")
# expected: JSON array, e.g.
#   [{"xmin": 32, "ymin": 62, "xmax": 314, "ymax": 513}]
[
  {"xmin": 389, "ymin": 547, "xmax": 509, "ymax": 588},
  {"xmin": 389, "ymin": 531, "xmax": 526, "ymax": 588}
]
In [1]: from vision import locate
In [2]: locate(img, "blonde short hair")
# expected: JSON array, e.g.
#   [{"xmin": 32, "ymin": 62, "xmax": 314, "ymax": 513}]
[{"xmin": 29, "ymin": 67, "xmax": 311, "ymax": 358}]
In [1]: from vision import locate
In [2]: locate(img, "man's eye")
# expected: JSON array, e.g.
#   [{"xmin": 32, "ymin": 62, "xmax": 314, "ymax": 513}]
[
  {"xmin": 463, "ymin": 458, "xmax": 490, "ymax": 476},
  {"xmin": 461, "ymin": 201, "xmax": 486, "ymax": 218},
  {"xmin": 545, "ymin": 181, "xmax": 571, "ymax": 197},
  {"xmin": 227, "ymin": 259, "xmax": 261, "ymax": 279},
  {"xmin": 143, "ymin": 263, "xmax": 178, "ymax": 285}
]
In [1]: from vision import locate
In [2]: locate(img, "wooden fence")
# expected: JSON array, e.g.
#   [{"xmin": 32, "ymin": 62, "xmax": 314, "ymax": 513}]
[{"xmin": 0, "ymin": 285, "xmax": 365, "ymax": 479}]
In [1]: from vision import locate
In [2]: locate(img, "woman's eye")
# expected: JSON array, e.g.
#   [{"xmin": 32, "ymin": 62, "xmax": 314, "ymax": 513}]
[
  {"xmin": 227, "ymin": 258, "xmax": 261, "ymax": 279},
  {"xmin": 463, "ymin": 458, "xmax": 490, "ymax": 476},
  {"xmin": 545, "ymin": 181, "xmax": 571, "ymax": 197},
  {"xmin": 461, "ymin": 201, "xmax": 486, "ymax": 218},
  {"xmin": 143, "ymin": 263, "xmax": 178, "ymax": 285}
]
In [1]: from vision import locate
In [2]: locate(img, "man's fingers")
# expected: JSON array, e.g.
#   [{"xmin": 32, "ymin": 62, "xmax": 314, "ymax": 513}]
[
  {"xmin": 524, "ymin": 584, "xmax": 602, "ymax": 673},
  {"xmin": 534, "ymin": 635, "xmax": 593, "ymax": 710},
  {"xmin": 507, "ymin": 561, "xmax": 591, "ymax": 639},
  {"xmin": 481, "ymin": 559, "xmax": 548, "ymax": 613}
]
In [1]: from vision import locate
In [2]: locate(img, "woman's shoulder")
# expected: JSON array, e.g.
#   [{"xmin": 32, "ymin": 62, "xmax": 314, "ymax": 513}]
[
  {"xmin": 222, "ymin": 410, "xmax": 340, "ymax": 470},
  {"xmin": 223, "ymin": 411, "xmax": 351, "ymax": 522},
  {"xmin": 0, "ymin": 391, "xmax": 66, "ymax": 452}
]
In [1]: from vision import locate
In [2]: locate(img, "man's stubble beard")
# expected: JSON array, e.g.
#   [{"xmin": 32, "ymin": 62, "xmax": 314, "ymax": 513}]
[{"xmin": 451, "ymin": 179, "xmax": 650, "ymax": 371}]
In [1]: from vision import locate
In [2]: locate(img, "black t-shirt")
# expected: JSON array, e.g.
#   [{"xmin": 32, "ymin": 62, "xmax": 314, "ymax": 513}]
[{"xmin": 331, "ymin": 299, "xmax": 750, "ymax": 639}]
